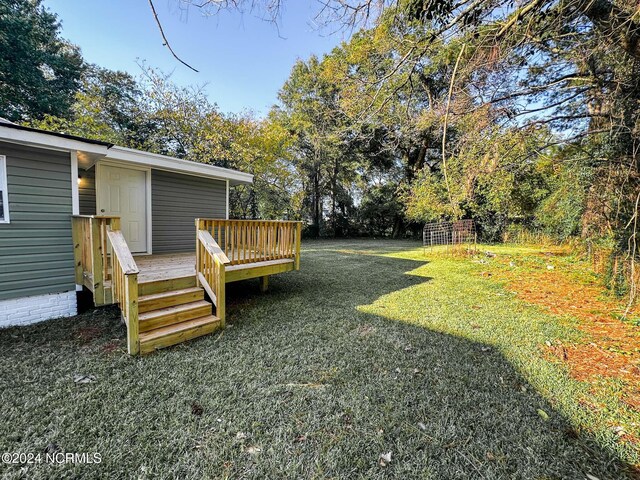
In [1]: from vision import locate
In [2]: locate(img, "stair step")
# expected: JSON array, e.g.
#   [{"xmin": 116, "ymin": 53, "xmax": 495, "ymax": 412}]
[
  {"xmin": 138, "ymin": 287, "xmax": 204, "ymax": 313},
  {"xmin": 139, "ymin": 300, "xmax": 212, "ymax": 332},
  {"xmin": 139, "ymin": 275, "xmax": 197, "ymax": 296},
  {"xmin": 139, "ymin": 315, "xmax": 221, "ymax": 354}
]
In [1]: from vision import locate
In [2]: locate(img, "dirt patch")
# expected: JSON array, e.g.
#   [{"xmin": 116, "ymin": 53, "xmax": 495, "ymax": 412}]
[
  {"xmin": 101, "ymin": 340, "xmax": 121, "ymax": 353},
  {"xmin": 74, "ymin": 326, "xmax": 105, "ymax": 344}
]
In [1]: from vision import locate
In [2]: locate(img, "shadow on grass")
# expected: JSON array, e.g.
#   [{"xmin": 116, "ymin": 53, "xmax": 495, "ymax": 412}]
[{"xmin": 0, "ymin": 239, "xmax": 637, "ymax": 479}]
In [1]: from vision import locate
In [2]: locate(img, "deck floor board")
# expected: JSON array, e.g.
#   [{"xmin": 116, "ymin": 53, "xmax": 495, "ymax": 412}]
[{"xmin": 133, "ymin": 252, "xmax": 294, "ymax": 283}]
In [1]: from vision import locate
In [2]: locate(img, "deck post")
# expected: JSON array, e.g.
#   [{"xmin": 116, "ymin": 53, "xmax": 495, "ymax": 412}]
[
  {"xmin": 217, "ymin": 263, "xmax": 226, "ymax": 329},
  {"xmin": 90, "ymin": 218, "xmax": 105, "ymax": 305},
  {"xmin": 195, "ymin": 218, "xmax": 201, "ymax": 287},
  {"xmin": 259, "ymin": 275, "xmax": 269, "ymax": 292},
  {"xmin": 125, "ymin": 273, "xmax": 139, "ymax": 355},
  {"xmin": 110, "ymin": 217, "xmax": 121, "ymax": 231}
]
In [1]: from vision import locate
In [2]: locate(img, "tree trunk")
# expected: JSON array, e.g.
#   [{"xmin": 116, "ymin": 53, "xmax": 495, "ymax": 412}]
[
  {"xmin": 391, "ymin": 214, "xmax": 404, "ymax": 238},
  {"xmin": 312, "ymin": 166, "xmax": 321, "ymax": 237}
]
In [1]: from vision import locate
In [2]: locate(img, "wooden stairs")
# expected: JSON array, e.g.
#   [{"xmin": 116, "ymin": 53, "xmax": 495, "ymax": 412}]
[{"xmin": 137, "ymin": 276, "xmax": 221, "ymax": 354}]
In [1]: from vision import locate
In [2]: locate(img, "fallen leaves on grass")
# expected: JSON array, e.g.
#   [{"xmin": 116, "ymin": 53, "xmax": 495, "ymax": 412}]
[
  {"xmin": 537, "ymin": 408, "xmax": 550, "ymax": 421},
  {"xmin": 490, "ymin": 251, "xmax": 640, "ymax": 394},
  {"xmin": 481, "ymin": 248, "xmax": 640, "ymax": 455},
  {"xmin": 191, "ymin": 402, "xmax": 203, "ymax": 416},
  {"xmin": 378, "ymin": 451, "xmax": 392, "ymax": 467},
  {"xmin": 355, "ymin": 324, "xmax": 376, "ymax": 336}
]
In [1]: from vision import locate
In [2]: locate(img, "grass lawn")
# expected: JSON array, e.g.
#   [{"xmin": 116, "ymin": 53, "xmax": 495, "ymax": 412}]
[{"xmin": 1, "ymin": 239, "xmax": 639, "ymax": 479}]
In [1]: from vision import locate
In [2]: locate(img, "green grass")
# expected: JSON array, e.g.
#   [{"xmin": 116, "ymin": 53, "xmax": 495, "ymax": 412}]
[{"xmin": 0, "ymin": 239, "xmax": 638, "ymax": 479}]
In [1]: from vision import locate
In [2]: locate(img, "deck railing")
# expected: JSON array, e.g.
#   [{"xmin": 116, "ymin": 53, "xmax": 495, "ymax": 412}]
[
  {"xmin": 72, "ymin": 215, "xmax": 140, "ymax": 354},
  {"xmin": 197, "ymin": 219, "xmax": 302, "ymax": 269},
  {"xmin": 195, "ymin": 229, "xmax": 230, "ymax": 327},
  {"xmin": 71, "ymin": 215, "xmax": 120, "ymax": 305},
  {"xmin": 106, "ymin": 228, "xmax": 140, "ymax": 355}
]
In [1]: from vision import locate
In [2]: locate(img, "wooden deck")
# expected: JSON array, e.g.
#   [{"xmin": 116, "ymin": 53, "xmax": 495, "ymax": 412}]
[
  {"xmin": 72, "ymin": 217, "xmax": 301, "ymax": 355},
  {"xmin": 134, "ymin": 252, "xmax": 295, "ymax": 284},
  {"xmin": 135, "ymin": 253, "xmax": 196, "ymax": 283}
]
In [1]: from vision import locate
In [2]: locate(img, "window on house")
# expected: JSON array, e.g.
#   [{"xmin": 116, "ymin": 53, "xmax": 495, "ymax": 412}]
[{"xmin": 0, "ymin": 155, "xmax": 8, "ymax": 223}]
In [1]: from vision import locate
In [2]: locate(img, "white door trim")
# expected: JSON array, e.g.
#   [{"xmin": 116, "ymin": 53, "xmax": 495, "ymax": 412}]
[{"xmin": 96, "ymin": 160, "xmax": 153, "ymax": 255}]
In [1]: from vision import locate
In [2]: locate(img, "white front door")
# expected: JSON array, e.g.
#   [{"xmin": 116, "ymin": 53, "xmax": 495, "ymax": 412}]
[{"xmin": 97, "ymin": 164, "xmax": 148, "ymax": 253}]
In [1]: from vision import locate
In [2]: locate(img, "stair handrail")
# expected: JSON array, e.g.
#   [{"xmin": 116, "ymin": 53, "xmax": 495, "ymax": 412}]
[
  {"xmin": 106, "ymin": 228, "xmax": 140, "ymax": 355},
  {"xmin": 195, "ymin": 227, "xmax": 230, "ymax": 328},
  {"xmin": 71, "ymin": 215, "xmax": 121, "ymax": 305}
]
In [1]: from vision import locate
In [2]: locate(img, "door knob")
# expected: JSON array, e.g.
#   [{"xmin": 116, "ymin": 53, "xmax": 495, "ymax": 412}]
[{"xmin": 100, "ymin": 209, "xmax": 105, "ymax": 213}]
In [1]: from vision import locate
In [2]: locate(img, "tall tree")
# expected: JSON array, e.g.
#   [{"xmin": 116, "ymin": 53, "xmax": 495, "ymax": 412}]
[
  {"xmin": 30, "ymin": 66, "xmax": 154, "ymax": 147},
  {"xmin": 276, "ymin": 56, "xmax": 353, "ymax": 237},
  {"xmin": 0, "ymin": 0, "xmax": 84, "ymax": 122}
]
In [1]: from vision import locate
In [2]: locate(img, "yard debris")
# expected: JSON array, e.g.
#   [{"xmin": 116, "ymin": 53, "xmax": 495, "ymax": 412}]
[
  {"xmin": 245, "ymin": 445, "xmax": 261, "ymax": 455},
  {"xmin": 356, "ymin": 324, "xmax": 376, "ymax": 336},
  {"xmin": 485, "ymin": 251, "xmax": 497, "ymax": 258},
  {"xmin": 481, "ymin": 346, "xmax": 491, "ymax": 352},
  {"xmin": 235, "ymin": 432, "xmax": 247, "ymax": 440},
  {"xmin": 546, "ymin": 264, "xmax": 555, "ymax": 270},
  {"xmin": 612, "ymin": 425, "xmax": 625, "ymax": 436},
  {"xmin": 378, "ymin": 451, "xmax": 392, "ymax": 467},
  {"xmin": 44, "ymin": 443, "xmax": 59, "ymax": 454},
  {"xmin": 293, "ymin": 434, "xmax": 306, "ymax": 443},
  {"xmin": 537, "ymin": 408, "xmax": 550, "ymax": 421},
  {"xmin": 417, "ymin": 422, "xmax": 427, "ymax": 431},
  {"xmin": 585, "ymin": 474, "xmax": 601, "ymax": 480},
  {"xmin": 191, "ymin": 402, "xmax": 203, "ymax": 416},
  {"xmin": 341, "ymin": 413, "xmax": 353, "ymax": 427},
  {"xmin": 73, "ymin": 374, "xmax": 96, "ymax": 384}
]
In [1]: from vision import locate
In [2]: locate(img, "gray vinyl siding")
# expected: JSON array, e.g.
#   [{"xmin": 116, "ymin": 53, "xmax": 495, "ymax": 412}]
[
  {"xmin": 152, "ymin": 169, "xmax": 226, "ymax": 253},
  {"xmin": 78, "ymin": 166, "xmax": 96, "ymax": 215},
  {"xmin": 0, "ymin": 142, "xmax": 75, "ymax": 301}
]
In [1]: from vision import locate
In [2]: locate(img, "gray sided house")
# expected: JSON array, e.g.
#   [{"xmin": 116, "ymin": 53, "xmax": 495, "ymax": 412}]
[{"xmin": 0, "ymin": 122, "xmax": 253, "ymax": 328}]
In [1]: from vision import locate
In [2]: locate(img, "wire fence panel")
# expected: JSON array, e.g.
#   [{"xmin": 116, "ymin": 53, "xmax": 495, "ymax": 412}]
[{"xmin": 423, "ymin": 219, "xmax": 476, "ymax": 247}]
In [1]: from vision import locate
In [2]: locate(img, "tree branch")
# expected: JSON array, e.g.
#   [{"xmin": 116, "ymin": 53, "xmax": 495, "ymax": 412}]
[{"xmin": 148, "ymin": 0, "xmax": 200, "ymax": 72}]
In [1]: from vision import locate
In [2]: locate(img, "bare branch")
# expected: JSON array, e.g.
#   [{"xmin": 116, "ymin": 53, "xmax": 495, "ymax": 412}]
[{"xmin": 148, "ymin": 0, "xmax": 200, "ymax": 72}]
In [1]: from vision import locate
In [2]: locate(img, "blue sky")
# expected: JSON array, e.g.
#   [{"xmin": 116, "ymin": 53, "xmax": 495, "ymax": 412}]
[{"xmin": 44, "ymin": 0, "xmax": 347, "ymax": 115}]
